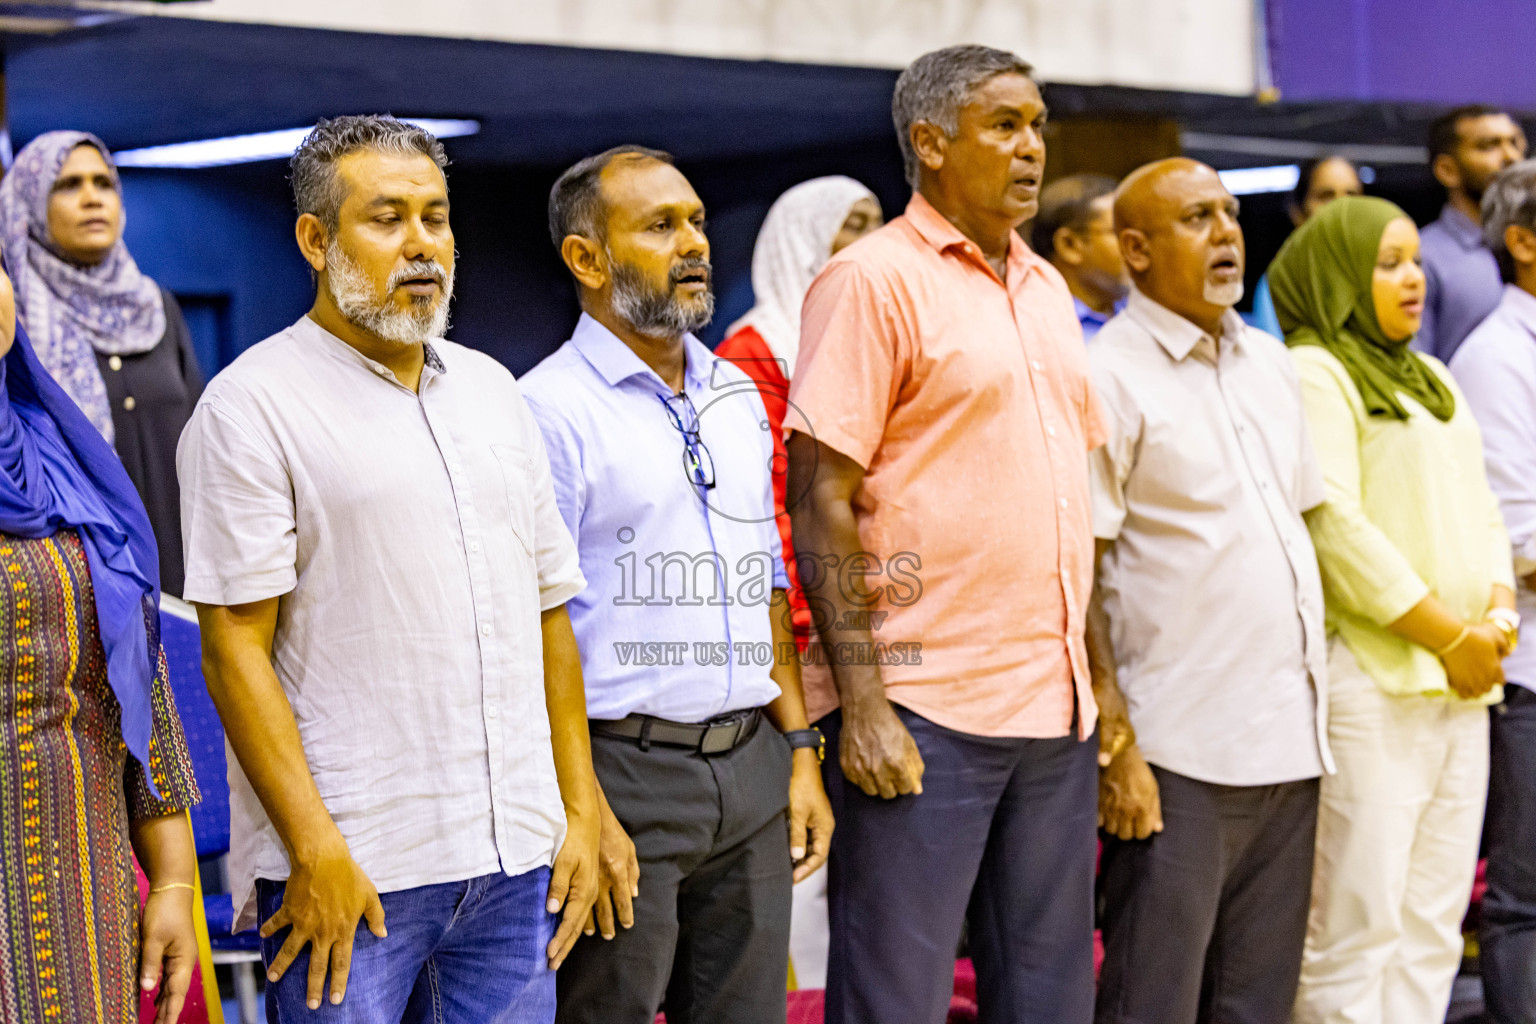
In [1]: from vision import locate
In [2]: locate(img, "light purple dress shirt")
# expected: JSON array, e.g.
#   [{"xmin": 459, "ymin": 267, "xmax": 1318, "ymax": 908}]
[
  {"xmin": 521, "ymin": 313, "xmax": 789, "ymax": 724},
  {"xmin": 1415, "ymin": 204, "xmax": 1505, "ymax": 363},
  {"xmin": 1449, "ymin": 283, "xmax": 1536, "ymax": 690}
]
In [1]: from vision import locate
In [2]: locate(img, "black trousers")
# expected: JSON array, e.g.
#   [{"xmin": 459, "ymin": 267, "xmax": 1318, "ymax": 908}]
[
  {"xmin": 554, "ymin": 714, "xmax": 793, "ymax": 1024},
  {"xmin": 1483, "ymin": 684, "xmax": 1536, "ymax": 1024},
  {"xmin": 1096, "ymin": 766, "xmax": 1319, "ymax": 1024},
  {"xmin": 822, "ymin": 705, "xmax": 1100, "ymax": 1024}
]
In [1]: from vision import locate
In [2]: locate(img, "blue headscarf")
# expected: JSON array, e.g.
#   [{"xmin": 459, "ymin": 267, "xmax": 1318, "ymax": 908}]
[{"xmin": 0, "ymin": 314, "xmax": 160, "ymax": 780}]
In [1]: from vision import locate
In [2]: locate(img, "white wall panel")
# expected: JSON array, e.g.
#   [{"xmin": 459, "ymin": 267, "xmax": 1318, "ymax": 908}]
[{"xmin": 98, "ymin": 0, "xmax": 1256, "ymax": 94}]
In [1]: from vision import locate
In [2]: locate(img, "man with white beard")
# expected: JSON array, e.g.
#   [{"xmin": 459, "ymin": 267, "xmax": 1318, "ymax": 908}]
[
  {"xmin": 176, "ymin": 116, "xmax": 600, "ymax": 1023},
  {"xmin": 1086, "ymin": 159, "xmax": 1332, "ymax": 1024}
]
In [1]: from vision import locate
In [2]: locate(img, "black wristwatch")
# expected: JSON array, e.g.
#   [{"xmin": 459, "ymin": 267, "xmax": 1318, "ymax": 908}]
[{"xmin": 784, "ymin": 728, "xmax": 825, "ymax": 763}]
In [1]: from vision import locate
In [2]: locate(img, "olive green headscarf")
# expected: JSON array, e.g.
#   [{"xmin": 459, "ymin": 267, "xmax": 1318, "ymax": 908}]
[{"xmin": 1269, "ymin": 194, "xmax": 1454, "ymax": 421}]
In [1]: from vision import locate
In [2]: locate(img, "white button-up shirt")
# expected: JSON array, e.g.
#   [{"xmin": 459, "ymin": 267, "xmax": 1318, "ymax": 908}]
[
  {"xmin": 1089, "ymin": 289, "xmax": 1331, "ymax": 786},
  {"xmin": 1451, "ymin": 283, "xmax": 1536, "ymax": 691},
  {"xmin": 178, "ymin": 316, "xmax": 585, "ymax": 929}
]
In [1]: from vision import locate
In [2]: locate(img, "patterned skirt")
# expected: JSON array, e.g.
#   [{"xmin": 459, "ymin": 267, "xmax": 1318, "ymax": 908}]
[{"xmin": 0, "ymin": 530, "xmax": 198, "ymax": 1024}]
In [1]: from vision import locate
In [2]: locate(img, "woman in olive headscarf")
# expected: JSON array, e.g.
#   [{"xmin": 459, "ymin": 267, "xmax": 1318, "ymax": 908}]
[{"xmin": 1271, "ymin": 195, "xmax": 1514, "ymax": 1024}]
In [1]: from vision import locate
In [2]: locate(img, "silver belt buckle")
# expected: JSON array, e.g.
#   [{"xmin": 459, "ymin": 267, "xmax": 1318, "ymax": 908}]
[{"xmin": 699, "ymin": 719, "xmax": 741, "ymax": 755}]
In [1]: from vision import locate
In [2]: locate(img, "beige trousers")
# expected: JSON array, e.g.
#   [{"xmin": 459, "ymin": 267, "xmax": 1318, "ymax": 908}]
[
  {"xmin": 789, "ymin": 863, "xmax": 829, "ymax": 989},
  {"xmin": 1293, "ymin": 639, "xmax": 1489, "ymax": 1024}
]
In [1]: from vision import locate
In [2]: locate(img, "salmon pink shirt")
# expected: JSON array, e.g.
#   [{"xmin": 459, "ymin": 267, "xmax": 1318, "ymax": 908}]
[{"xmin": 785, "ymin": 193, "xmax": 1106, "ymax": 739}]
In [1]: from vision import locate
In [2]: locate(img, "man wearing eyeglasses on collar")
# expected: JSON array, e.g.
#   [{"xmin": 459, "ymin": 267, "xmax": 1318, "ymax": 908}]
[{"xmin": 520, "ymin": 145, "xmax": 834, "ymax": 1024}]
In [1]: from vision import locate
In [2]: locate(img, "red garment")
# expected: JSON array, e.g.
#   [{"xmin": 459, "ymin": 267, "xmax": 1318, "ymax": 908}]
[{"xmin": 715, "ymin": 326, "xmax": 811, "ymax": 647}]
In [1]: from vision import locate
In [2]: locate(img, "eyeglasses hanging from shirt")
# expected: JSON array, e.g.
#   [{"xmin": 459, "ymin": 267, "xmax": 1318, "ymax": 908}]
[{"xmin": 659, "ymin": 391, "xmax": 716, "ymax": 490}]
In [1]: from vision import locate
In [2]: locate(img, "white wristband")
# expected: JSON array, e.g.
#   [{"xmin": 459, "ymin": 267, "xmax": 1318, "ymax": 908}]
[{"xmin": 1488, "ymin": 607, "xmax": 1522, "ymax": 631}]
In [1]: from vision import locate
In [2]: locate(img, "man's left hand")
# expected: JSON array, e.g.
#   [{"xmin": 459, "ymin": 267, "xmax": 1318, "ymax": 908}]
[{"xmin": 788, "ymin": 749, "xmax": 834, "ymax": 882}]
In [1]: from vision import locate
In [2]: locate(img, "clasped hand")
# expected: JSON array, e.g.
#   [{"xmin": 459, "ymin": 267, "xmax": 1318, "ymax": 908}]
[{"xmin": 1442, "ymin": 621, "xmax": 1508, "ymax": 700}]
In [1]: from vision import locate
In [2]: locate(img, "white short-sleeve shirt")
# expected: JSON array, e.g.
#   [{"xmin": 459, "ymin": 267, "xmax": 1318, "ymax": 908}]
[
  {"xmin": 1089, "ymin": 289, "xmax": 1331, "ymax": 786},
  {"xmin": 178, "ymin": 315, "xmax": 585, "ymax": 929}
]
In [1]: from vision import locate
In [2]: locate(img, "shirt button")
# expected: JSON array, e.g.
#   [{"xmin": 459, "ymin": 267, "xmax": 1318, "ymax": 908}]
[
  {"xmin": 1059, "ymin": 497, "xmax": 1069, "ymax": 509},
  {"xmin": 469, "ymin": 541, "xmax": 481, "ymax": 553},
  {"xmin": 1032, "ymin": 360, "xmax": 1044, "ymax": 372},
  {"xmin": 107, "ymin": 356, "xmax": 122, "ymax": 371},
  {"xmin": 1046, "ymin": 426, "xmax": 1057, "ymax": 438},
  {"xmin": 449, "ymin": 463, "xmax": 462, "ymax": 474},
  {"xmin": 486, "ymin": 705, "xmax": 499, "ymax": 719},
  {"xmin": 122, "ymin": 396, "xmax": 136, "ymax": 412},
  {"xmin": 480, "ymin": 623, "xmax": 493, "ymax": 637}
]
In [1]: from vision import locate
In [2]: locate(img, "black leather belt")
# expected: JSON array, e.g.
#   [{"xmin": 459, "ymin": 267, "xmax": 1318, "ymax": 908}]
[{"xmin": 590, "ymin": 708, "xmax": 762, "ymax": 755}]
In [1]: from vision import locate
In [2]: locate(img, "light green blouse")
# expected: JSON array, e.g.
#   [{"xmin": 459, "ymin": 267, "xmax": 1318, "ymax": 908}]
[{"xmin": 1293, "ymin": 345, "xmax": 1513, "ymax": 703}]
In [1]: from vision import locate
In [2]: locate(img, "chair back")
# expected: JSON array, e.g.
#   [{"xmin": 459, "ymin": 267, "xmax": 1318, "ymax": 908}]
[{"xmin": 159, "ymin": 596, "xmax": 231, "ymax": 860}]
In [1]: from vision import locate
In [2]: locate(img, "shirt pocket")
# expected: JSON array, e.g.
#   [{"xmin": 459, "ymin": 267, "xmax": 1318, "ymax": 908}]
[{"xmin": 491, "ymin": 443, "xmax": 537, "ymax": 558}]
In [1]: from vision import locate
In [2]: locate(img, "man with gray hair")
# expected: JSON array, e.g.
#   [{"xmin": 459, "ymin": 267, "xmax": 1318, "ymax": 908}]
[
  {"xmin": 1449, "ymin": 157, "xmax": 1536, "ymax": 1024},
  {"xmin": 786, "ymin": 45, "xmax": 1109, "ymax": 1023},
  {"xmin": 178, "ymin": 115, "xmax": 600, "ymax": 1022}
]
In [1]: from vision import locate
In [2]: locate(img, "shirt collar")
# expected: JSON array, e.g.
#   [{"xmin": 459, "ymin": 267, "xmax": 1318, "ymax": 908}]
[
  {"xmin": 903, "ymin": 192, "xmax": 1041, "ymax": 285},
  {"xmin": 296, "ymin": 314, "xmax": 449, "ymax": 381},
  {"xmin": 569, "ymin": 312, "xmax": 713, "ymax": 393},
  {"xmin": 1437, "ymin": 204, "xmax": 1486, "ymax": 250},
  {"xmin": 1502, "ymin": 283, "xmax": 1536, "ymax": 335},
  {"xmin": 1125, "ymin": 287, "xmax": 1246, "ymax": 362}
]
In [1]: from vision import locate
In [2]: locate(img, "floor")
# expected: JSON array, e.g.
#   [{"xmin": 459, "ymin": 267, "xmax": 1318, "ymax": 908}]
[{"xmin": 218, "ymin": 972, "xmax": 1492, "ymax": 1024}]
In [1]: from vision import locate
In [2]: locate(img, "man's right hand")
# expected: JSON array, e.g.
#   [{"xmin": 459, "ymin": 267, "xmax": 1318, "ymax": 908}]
[
  {"xmin": 585, "ymin": 791, "xmax": 639, "ymax": 942},
  {"xmin": 1443, "ymin": 622, "xmax": 1507, "ymax": 700},
  {"xmin": 1098, "ymin": 745, "xmax": 1163, "ymax": 841},
  {"xmin": 840, "ymin": 697, "xmax": 925, "ymax": 800},
  {"xmin": 259, "ymin": 836, "xmax": 386, "ymax": 1010}
]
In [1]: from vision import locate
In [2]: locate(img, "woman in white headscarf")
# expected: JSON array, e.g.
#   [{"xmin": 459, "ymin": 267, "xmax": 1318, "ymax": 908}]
[
  {"xmin": 716, "ymin": 175, "xmax": 881, "ymax": 990},
  {"xmin": 718, "ymin": 176, "xmax": 881, "ymax": 639}
]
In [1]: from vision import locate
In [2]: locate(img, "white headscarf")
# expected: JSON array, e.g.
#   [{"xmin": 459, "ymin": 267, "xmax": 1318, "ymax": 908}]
[{"xmin": 727, "ymin": 176, "xmax": 878, "ymax": 376}]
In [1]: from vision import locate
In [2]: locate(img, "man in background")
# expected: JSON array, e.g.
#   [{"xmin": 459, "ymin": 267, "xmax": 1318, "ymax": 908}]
[
  {"xmin": 1417, "ymin": 104, "xmax": 1527, "ymax": 361},
  {"xmin": 1449, "ymin": 158, "xmax": 1536, "ymax": 1024},
  {"xmin": 1031, "ymin": 174, "xmax": 1129, "ymax": 340}
]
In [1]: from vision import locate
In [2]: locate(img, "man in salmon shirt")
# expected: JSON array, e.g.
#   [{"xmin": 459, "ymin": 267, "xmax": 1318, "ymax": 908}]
[{"xmin": 785, "ymin": 44, "xmax": 1116, "ymax": 1024}]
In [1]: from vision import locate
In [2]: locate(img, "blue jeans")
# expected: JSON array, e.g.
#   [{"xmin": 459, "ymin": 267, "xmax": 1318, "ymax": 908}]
[{"xmin": 257, "ymin": 867, "xmax": 555, "ymax": 1024}]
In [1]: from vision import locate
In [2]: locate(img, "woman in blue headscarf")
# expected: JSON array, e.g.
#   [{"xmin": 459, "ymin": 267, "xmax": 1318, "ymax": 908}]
[{"xmin": 0, "ymin": 262, "xmax": 200, "ymax": 1022}]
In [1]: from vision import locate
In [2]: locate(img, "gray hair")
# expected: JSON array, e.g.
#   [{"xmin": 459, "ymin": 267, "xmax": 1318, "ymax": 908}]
[
  {"xmin": 290, "ymin": 115, "xmax": 448, "ymax": 233},
  {"xmin": 548, "ymin": 145, "xmax": 675, "ymax": 249},
  {"xmin": 891, "ymin": 44, "xmax": 1035, "ymax": 188},
  {"xmin": 1482, "ymin": 158, "xmax": 1536, "ymax": 283}
]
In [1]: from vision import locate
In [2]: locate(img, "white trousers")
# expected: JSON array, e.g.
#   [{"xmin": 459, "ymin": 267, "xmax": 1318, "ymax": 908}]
[
  {"xmin": 1293, "ymin": 639, "xmax": 1489, "ymax": 1024},
  {"xmin": 789, "ymin": 863, "xmax": 829, "ymax": 989}
]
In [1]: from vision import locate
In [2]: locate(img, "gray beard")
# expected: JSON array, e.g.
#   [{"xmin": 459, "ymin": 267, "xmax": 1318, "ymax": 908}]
[
  {"xmin": 609, "ymin": 257, "xmax": 714, "ymax": 340},
  {"xmin": 326, "ymin": 241, "xmax": 454, "ymax": 346},
  {"xmin": 1205, "ymin": 280, "xmax": 1245, "ymax": 307}
]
